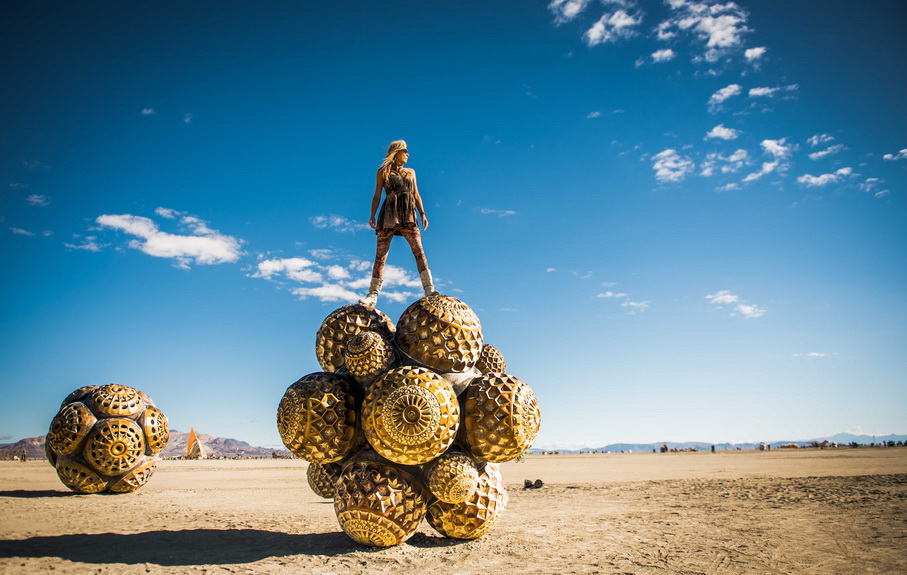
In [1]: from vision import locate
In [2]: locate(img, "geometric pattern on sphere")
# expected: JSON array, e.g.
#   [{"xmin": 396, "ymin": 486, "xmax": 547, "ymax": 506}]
[
  {"xmin": 141, "ymin": 405, "xmax": 170, "ymax": 456},
  {"xmin": 88, "ymin": 384, "xmax": 146, "ymax": 418},
  {"xmin": 277, "ymin": 372, "xmax": 357, "ymax": 463},
  {"xmin": 475, "ymin": 343, "xmax": 506, "ymax": 374},
  {"xmin": 46, "ymin": 402, "xmax": 96, "ymax": 457},
  {"xmin": 462, "ymin": 373, "xmax": 541, "ymax": 463},
  {"xmin": 395, "ymin": 294, "xmax": 483, "ymax": 373},
  {"xmin": 362, "ymin": 366, "xmax": 459, "ymax": 465},
  {"xmin": 307, "ymin": 461, "xmax": 343, "ymax": 499},
  {"xmin": 343, "ymin": 330, "xmax": 395, "ymax": 384},
  {"xmin": 334, "ymin": 461, "xmax": 427, "ymax": 547},
  {"xmin": 315, "ymin": 304, "xmax": 395, "ymax": 373},
  {"xmin": 427, "ymin": 462, "xmax": 508, "ymax": 539},
  {"xmin": 426, "ymin": 449, "xmax": 480, "ymax": 504},
  {"xmin": 83, "ymin": 418, "xmax": 146, "ymax": 476}
]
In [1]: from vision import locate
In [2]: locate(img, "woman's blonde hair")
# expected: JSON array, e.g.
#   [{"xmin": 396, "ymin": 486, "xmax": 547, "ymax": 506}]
[{"xmin": 379, "ymin": 140, "xmax": 408, "ymax": 183}]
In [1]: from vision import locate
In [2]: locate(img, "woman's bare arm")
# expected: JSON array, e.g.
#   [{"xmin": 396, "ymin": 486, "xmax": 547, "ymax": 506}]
[{"xmin": 368, "ymin": 169, "xmax": 383, "ymax": 229}]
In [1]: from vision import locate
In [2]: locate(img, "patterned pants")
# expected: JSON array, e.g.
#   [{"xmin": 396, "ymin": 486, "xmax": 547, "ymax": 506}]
[{"xmin": 371, "ymin": 226, "xmax": 428, "ymax": 279}]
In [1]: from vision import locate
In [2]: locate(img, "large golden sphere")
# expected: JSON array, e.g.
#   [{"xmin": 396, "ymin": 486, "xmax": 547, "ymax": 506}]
[
  {"xmin": 277, "ymin": 372, "xmax": 358, "ymax": 463},
  {"xmin": 427, "ymin": 463, "xmax": 508, "ymax": 540},
  {"xmin": 362, "ymin": 366, "xmax": 459, "ymax": 465},
  {"xmin": 426, "ymin": 449, "xmax": 479, "ymax": 504},
  {"xmin": 46, "ymin": 384, "xmax": 167, "ymax": 494},
  {"xmin": 395, "ymin": 294, "xmax": 483, "ymax": 373},
  {"xmin": 462, "ymin": 373, "xmax": 541, "ymax": 463},
  {"xmin": 315, "ymin": 304, "xmax": 395, "ymax": 372},
  {"xmin": 307, "ymin": 461, "xmax": 342, "ymax": 499},
  {"xmin": 334, "ymin": 460, "xmax": 427, "ymax": 547},
  {"xmin": 475, "ymin": 343, "xmax": 506, "ymax": 374},
  {"xmin": 343, "ymin": 330, "xmax": 395, "ymax": 384}
]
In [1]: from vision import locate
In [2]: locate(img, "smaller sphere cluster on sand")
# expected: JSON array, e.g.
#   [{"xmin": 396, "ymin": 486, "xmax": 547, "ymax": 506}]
[
  {"xmin": 278, "ymin": 294, "xmax": 541, "ymax": 547},
  {"xmin": 46, "ymin": 384, "xmax": 169, "ymax": 494}
]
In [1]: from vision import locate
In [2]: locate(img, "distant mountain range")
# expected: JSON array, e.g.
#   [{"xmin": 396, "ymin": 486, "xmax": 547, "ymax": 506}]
[
  {"xmin": 4, "ymin": 431, "xmax": 904, "ymax": 460},
  {"xmin": 0, "ymin": 429, "xmax": 288, "ymax": 460}
]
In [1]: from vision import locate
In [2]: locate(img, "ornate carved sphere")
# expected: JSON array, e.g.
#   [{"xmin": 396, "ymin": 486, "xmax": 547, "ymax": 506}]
[
  {"xmin": 307, "ymin": 461, "xmax": 343, "ymax": 499},
  {"xmin": 395, "ymin": 294, "xmax": 483, "ymax": 373},
  {"xmin": 462, "ymin": 373, "xmax": 541, "ymax": 463},
  {"xmin": 426, "ymin": 450, "xmax": 479, "ymax": 504},
  {"xmin": 427, "ymin": 463, "xmax": 508, "ymax": 540},
  {"xmin": 46, "ymin": 384, "xmax": 168, "ymax": 494},
  {"xmin": 334, "ymin": 460, "xmax": 427, "ymax": 547},
  {"xmin": 362, "ymin": 366, "xmax": 459, "ymax": 465},
  {"xmin": 277, "ymin": 372, "xmax": 357, "ymax": 463},
  {"xmin": 315, "ymin": 305, "xmax": 395, "ymax": 372},
  {"xmin": 343, "ymin": 330, "xmax": 395, "ymax": 384},
  {"xmin": 475, "ymin": 343, "xmax": 507, "ymax": 374}
]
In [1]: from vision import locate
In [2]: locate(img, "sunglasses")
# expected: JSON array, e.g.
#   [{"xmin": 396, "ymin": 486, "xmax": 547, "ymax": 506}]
[{"xmin": 400, "ymin": 149, "xmax": 409, "ymax": 154}]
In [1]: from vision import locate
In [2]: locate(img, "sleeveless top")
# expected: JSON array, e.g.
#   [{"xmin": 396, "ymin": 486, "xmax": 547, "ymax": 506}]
[{"xmin": 376, "ymin": 168, "xmax": 418, "ymax": 236}]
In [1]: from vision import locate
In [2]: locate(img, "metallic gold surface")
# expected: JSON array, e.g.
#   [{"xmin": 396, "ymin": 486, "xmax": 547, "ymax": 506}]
[
  {"xmin": 83, "ymin": 418, "xmax": 146, "ymax": 476},
  {"xmin": 54, "ymin": 459, "xmax": 107, "ymax": 494},
  {"xmin": 334, "ymin": 461, "xmax": 427, "ymax": 547},
  {"xmin": 395, "ymin": 294, "xmax": 483, "ymax": 373},
  {"xmin": 61, "ymin": 385, "xmax": 99, "ymax": 409},
  {"xmin": 362, "ymin": 366, "xmax": 459, "ymax": 465},
  {"xmin": 47, "ymin": 402, "xmax": 96, "ymax": 456},
  {"xmin": 88, "ymin": 384, "xmax": 145, "ymax": 418},
  {"xmin": 343, "ymin": 330, "xmax": 395, "ymax": 384},
  {"xmin": 108, "ymin": 460, "xmax": 157, "ymax": 493},
  {"xmin": 426, "ymin": 450, "xmax": 479, "ymax": 504},
  {"xmin": 307, "ymin": 461, "xmax": 342, "ymax": 499},
  {"xmin": 141, "ymin": 405, "xmax": 169, "ymax": 456},
  {"xmin": 277, "ymin": 372, "xmax": 357, "ymax": 463},
  {"xmin": 475, "ymin": 343, "xmax": 507, "ymax": 374},
  {"xmin": 315, "ymin": 304, "xmax": 395, "ymax": 372},
  {"xmin": 462, "ymin": 373, "xmax": 541, "ymax": 463},
  {"xmin": 427, "ymin": 462, "xmax": 508, "ymax": 540}
]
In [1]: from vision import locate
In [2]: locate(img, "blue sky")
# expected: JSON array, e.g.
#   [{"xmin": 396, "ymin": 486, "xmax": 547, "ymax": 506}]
[{"xmin": 2, "ymin": 1, "xmax": 905, "ymax": 450}]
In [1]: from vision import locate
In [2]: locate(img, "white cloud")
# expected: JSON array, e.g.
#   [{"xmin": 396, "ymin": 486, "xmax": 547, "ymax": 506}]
[
  {"xmin": 154, "ymin": 207, "xmax": 179, "ymax": 219},
  {"xmin": 741, "ymin": 160, "xmax": 779, "ymax": 183},
  {"xmin": 183, "ymin": 113, "xmax": 193, "ymax": 124},
  {"xmin": 705, "ymin": 124, "xmax": 740, "ymax": 140},
  {"xmin": 708, "ymin": 84, "xmax": 741, "ymax": 112},
  {"xmin": 792, "ymin": 352, "xmax": 835, "ymax": 358},
  {"xmin": 621, "ymin": 300, "xmax": 649, "ymax": 314},
  {"xmin": 583, "ymin": 9, "xmax": 643, "ymax": 46},
  {"xmin": 808, "ymin": 144, "xmax": 846, "ymax": 160},
  {"xmin": 141, "ymin": 108, "xmax": 155, "ymax": 115},
  {"xmin": 808, "ymin": 134, "xmax": 834, "ymax": 147},
  {"xmin": 96, "ymin": 211, "xmax": 242, "ymax": 268},
  {"xmin": 652, "ymin": 48, "xmax": 676, "ymax": 63},
  {"xmin": 291, "ymin": 284, "xmax": 361, "ymax": 303},
  {"xmin": 326, "ymin": 265, "xmax": 350, "ymax": 280},
  {"xmin": 744, "ymin": 46, "xmax": 766, "ymax": 61},
  {"xmin": 883, "ymin": 149, "xmax": 907, "ymax": 161},
  {"xmin": 10, "ymin": 227, "xmax": 34, "ymax": 236},
  {"xmin": 25, "ymin": 194, "xmax": 51, "ymax": 207},
  {"xmin": 252, "ymin": 257, "xmax": 318, "ymax": 280},
  {"xmin": 64, "ymin": 236, "xmax": 104, "ymax": 252},
  {"xmin": 546, "ymin": 267, "xmax": 557, "ymax": 272},
  {"xmin": 548, "ymin": 0, "xmax": 593, "ymax": 24},
  {"xmin": 700, "ymin": 149, "xmax": 748, "ymax": 176},
  {"xmin": 652, "ymin": 148, "xmax": 694, "ymax": 183},
  {"xmin": 859, "ymin": 178, "xmax": 891, "ymax": 198},
  {"xmin": 748, "ymin": 84, "xmax": 798, "ymax": 98},
  {"xmin": 706, "ymin": 290, "xmax": 765, "ymax": 318},
  {"xmin": 478, "ymin": 208, "xmax": 517, "ymax": 217},
  {"xmin": 734, "ymin": 303, "xmax": 766, "ymax": 318},
  {"xmin": 311, "ymin": 214, "xmax": 370, "ymax": 232},
  {"xmin": 659, "ymin": 1, "xmax": 751, "ymax": 62},
  {"xmin": 761, "ymin": 138, "xmax": 792, "ymax": 159},
  {"xmin": 797, "ymin": 167, "xmax": 854, "ymax": 187},
  {"xmin": 308, "ymin": 248, "xmax": 335, "ymax": 260},
  {"xmin": 587, "ymin": 110, "xmax": 602, "ymax": 118},
  {"xmin": 596, "ymin": 290, "xmax": 628, "ymax": 298},
  {"xmin": 705, "ymin": 290, "xmax": 739, "ymax": 305}
]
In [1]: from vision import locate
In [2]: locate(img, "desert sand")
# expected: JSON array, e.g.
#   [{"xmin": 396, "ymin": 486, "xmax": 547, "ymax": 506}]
[{"xmin": 1, "ymin": 448, "xmax": 905, "ymax": 574}]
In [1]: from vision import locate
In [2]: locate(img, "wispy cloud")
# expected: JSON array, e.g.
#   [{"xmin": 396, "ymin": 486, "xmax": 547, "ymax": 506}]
[
  {"xmin": 583, "ymin": 7, "xmax": 643, "ymax": 46},
  {"xmin": 95, "ymin": 208, "xmax": 243, "ymax": 268},
  {"xmin": 548, "ymin": 0, "xmax": 593, "ymax": 25},
  {"xmin": 310, "ymin": 214, "xmax": 370, "ymax": 232},
  {"xmin": 792, "ymin": 352, "xmax": 836, "ymax": 358},
  {"xmin": 748, "ymin": 84, "xmax": 798, "ymax": 98},
  {"xmin": 478, "ymin": 208, "xmax": 517, "ymax": 217},
  {"xmin": 587, "ymin": 110, "xmax": 602, "ymax": 118},
  {"xmin": 141, "ymin": 108, "xmax": 155, "ymax": 115},
  {"xmin": 25, "ymin": 194, "xmax": 51, "ymax": 207},
  {"xmin": 652, "ymin": 48, "xmax": 676, "ymax": 63},
  {"xmin": 708, "ymin": 84, "xmax": 742, "ymax": 112},
  {"xmin": 797, "ymin": 167, "xmax": 854, "ymax": 187},
  {"xmin": 10, "ymin": 227, "xmax": 34, "ymax": 236},
  {"xmin": 183, "ymin": 113, "xmax": 193, "ymax": 124},
  {"xmin": 705, "ymin": 290, "xmax": 766, "ymax": 318},
  {"xmin": 808, "ymin": 144, "xmax": 846, "ymax": 161},
  {"xmin": 883, "ymin": 149, "xmax": 907, "ymax": 161},
  {"xmin": 859, "ymin": 177, "xmax": 890, "ymax": 198},
  {"xmin": 64, "ymin": 235, "xmax": 105, "ymax": 252},
  {"xmin": 652, "ymin": 149, "xmax": 694, "ymax": 183},
  {"xmin": 741, "ymin": 161, "xmax": 779, "ymax": 183},
  {"xmin": 761, "ymin": 138, "xmax": 793, "ymax": 159},
  {"xmin": 621, "ymin": 300, "xmax": 649, "ymax": 314},
  {"xmin": 705, "ymin": 124, "xmax": 740, "ymax": 141},
  {"xmin": 596, "ymin": 290, "xmax": 628, "ymax": 298},
  {"xmin": 808, "ymin": 133, "xmax": 834, "ymax": 147},
  {"xmin": 658, "ymin": 1, "xmax": 751, "ymax": 63},
  {"xmin": 744, "ymin": 46, "xmax": 766, "ymax": 62},
  {"xmin": 700, "ymin": 149, "xmax": 749, "ymax": 177}
]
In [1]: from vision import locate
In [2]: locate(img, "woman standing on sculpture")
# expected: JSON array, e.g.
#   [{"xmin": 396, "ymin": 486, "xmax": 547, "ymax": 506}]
[{"xmin": 359, "ymin": 140, "xmax": 436, "ymax": 307}]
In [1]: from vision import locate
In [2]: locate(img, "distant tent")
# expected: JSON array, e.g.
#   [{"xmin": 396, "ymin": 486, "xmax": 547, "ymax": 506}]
[{"xmin": 187, "ymin": 428, "xmax": 207, "ymax": 459}]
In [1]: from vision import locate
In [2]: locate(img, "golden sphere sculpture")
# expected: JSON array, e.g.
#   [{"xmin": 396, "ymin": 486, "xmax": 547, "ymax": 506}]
[
  {"xmin": 283, "ymin": 293, "xmax": 541, "ymax": 546},
  {"xmin": 277, "ymin": 372, "xmax": 358, "ymax": 463},
  {"xmin": 362, "ymin": 366, "xmax": 459, "ymax": 465},
  {"xmin": 427, "ymin": 463, "xmax": 509, "ymax": 540},
  {"xmin": 426, "ymin": 449, "xmax": 480, "ymax": 504},
  {"xmin": 343, "ymin": 330, "xmax": 395, "ymax": 385},
  {"xmin": 315, "ymin": 304, "xmax": 395, "ymax": 372},
  {"xmin": 462, "ymin": 373, "xmax": 541, "ymax": 463},
  {"xmin": 395, "ymin": 294, "xmax": 483, "ymax": 373},
  {"xmin": 475, "ymin": 343, "xmax": 507, "ymax": 374},
  {"xmin": 334, "ymin": 460, "xmax": 428, "ymax": 547},
  {"xmin": 46, "ymin": 384, "xmax": 168, "ymax": 494}
]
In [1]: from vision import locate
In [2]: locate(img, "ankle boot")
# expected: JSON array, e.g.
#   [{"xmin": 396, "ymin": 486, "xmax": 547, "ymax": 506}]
[
  {"xmin": 420, "ymin": 269, "xmax": 438, "ymax": 297},
  {"xmin": 358, "ymin": 277, "xmax": 382, "ymax": 308}
]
